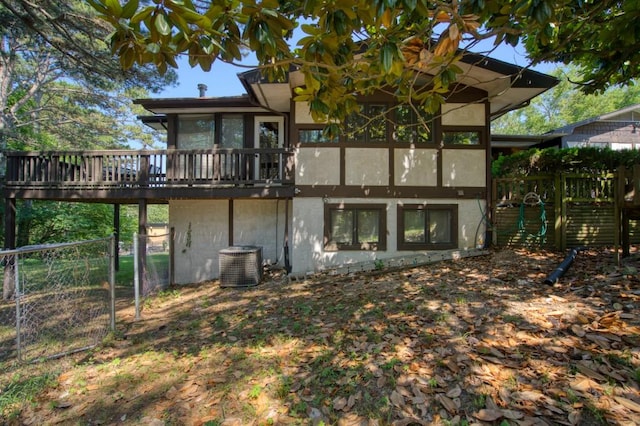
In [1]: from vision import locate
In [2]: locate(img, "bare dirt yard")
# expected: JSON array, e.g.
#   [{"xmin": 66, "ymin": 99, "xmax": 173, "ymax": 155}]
[{"xmin": 2, "ymin": 247, "xmax": 640, "ymax": 425}]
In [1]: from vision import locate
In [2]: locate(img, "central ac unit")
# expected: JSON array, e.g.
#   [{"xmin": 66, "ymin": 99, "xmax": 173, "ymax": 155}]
[{"xmin": 219, "ymin": 246, "xmax": 263, "ymax": 287}]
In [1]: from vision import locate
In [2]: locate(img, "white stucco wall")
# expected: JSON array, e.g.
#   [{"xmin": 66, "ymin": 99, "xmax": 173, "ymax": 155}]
[
  {"xmin": 291, "ymin": 197, "xmax": 486, "ymax": 276},
  {"xmin": 441, "ymin": 103, "xmax": 485, "ymax": 126},
  {"xmin": 170, "ymin": 199, "xmax": 292, "ymax": 284},
  {"xmin": 394, "ymin": 148, "xmax": 438, "ymax": 186},
  {"xmin": 345, "ymin": 148, "xmax": 389, "ymax": 186},
  {"xmin": 295, "ymin": 148, "xmax": 341, "ymax": 185},
  {"xmin": 294, "ymin": 101, "xmax": 315, "ymax": 124},
  {"xmin": 170, "ymin": 200, "xmax": 229, "ymax": 284},
  {"xmin": 233, "ymin": 199, "xmax": 291, "ymax": 265},
  {"xmin": 441, "ymin": 149, "xmax": 486, "ymax": 187}
]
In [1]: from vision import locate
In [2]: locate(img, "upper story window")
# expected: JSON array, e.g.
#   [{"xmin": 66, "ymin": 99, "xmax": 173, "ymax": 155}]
[
  {"xmin": 298, "ymin": 127, "xmax": 339, "ymax": 143},
  {"xmin": 178, "ymin": 115, "xmax": 215, "ymax": 149},
  {"xmin": 394, "ymin": 105, "xmax": 433, "ymax": 144},
  {"xmin": 442, "ymin": 129, "xmax": 482, "ymax": 145},
  {"xmin": 221, "ymin": 114, "xmax": 244, "ymax": 148},
  {"xmin": 345, "ymin": 104, "xmax": 388, "ymax": 143}
]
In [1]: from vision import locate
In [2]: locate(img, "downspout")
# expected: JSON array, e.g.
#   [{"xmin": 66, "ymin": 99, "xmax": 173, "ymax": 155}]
[{"xmin": 284, "ymin": 198, "xmax": 291, "ymax": 274}]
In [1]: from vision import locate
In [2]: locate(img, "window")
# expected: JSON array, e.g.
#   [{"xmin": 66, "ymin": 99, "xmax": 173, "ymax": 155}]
[
  {"xmin": 345, "ymin": 104, "xmax": 388, "ymax": 143},
  {"xmin": 397, "ymin": 204, "xmax": 457, "ymax": 250},
  {"xmin": 221, "ymin": 114, "xmax": 244, "ymax": 148},
  {"xmin": 325, "ymin": 204, "xmax": 387, "ymax": 251},
  {"xmin": 178, "ymin": 115, "xmax": 215, "ymax": 149},
  {"xmin": 298, "ymin": 128, "xmax": 339, "ymax": 143},
  {"xmin": 394, "ymin": 105, "xmax": 433, "ymax": 144},
  {"xmin": 442, "ymin": 130, "xmax": 481, "ymax": 145}
]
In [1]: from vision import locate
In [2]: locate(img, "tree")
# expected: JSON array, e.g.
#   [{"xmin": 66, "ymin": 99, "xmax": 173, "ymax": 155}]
[
  {"xmin": 0, "ymin": 0, "xmax": 177, "ymax": 151},
  {"xmin": 493, "ymin": 65, "xmax": 640, "ymax": 134},
  {"xmin": 82, "ymin": 0, "xmax": 640, "ymax": 126}
]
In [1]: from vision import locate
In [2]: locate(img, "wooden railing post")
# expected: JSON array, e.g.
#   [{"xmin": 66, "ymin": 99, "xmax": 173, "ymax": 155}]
[{"xmin": 554, "ymin": 172, "xmax": 563, "ymax": 251}]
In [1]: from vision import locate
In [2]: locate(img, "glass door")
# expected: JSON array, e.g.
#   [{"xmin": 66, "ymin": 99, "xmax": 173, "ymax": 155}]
[{"xmin": 254, "ymin": 116, "xmax": 284, "ymax": 181}]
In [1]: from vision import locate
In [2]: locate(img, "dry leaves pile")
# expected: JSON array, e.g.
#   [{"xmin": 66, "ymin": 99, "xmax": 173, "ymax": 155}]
[{"xmin": 7, "ymin": 248, "xmax": 640, "ymax": 425}]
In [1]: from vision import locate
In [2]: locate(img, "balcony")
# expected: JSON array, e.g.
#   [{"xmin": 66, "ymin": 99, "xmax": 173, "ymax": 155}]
[{"xmin": 3, "ymin": 149, "xmax": 296, "ymax": 202}]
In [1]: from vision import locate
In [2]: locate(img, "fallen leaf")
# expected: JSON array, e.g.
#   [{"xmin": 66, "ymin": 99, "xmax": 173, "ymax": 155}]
[
  {"xmin": 474, "ymin": 409, "xmax": 503, "ymax": 421},
  {"xmin": 576, "ymin": 363, "xmax": 607, "ymax": 382},
  {"xmin": 333, "ymin": 396, "xmax": 347, "ymax": 411},
  {"xmin": 435, "ymin": 394, "xmax": 458, "ymax": 414},
  {"xmin": 614, "ymin": 396, "xmax": 640, "ymax": 413},
  {"xmin": 390, "ymin": 390, "xmax": 405, "ymax": 408},
  {"xmin": 446, "ymin": 385, "xmax": 462, "ymax": 398}
]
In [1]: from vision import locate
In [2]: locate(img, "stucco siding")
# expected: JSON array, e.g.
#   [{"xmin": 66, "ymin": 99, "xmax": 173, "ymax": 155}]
[
  {"xmin": 296, "ymin": 148, "xmax": 341, "ymax": 185},
  {"xmin": 345, "ymin": 149, "xmax": 389, "ymax": 186},
  {"xmin": 233, "ymin": 199, "xmax": 291, "ymax": 265},
  {"xmin": 170, "ymin": 199, "xmax": 291, "ymax": 284},
  {"xmin": 291, "ymin": 198, "xmax": 485, "ymax": 275},
  {"xmin": 441, "ymin": 103, "xmax": 485, "ymax": 126},
  {"xmin": 294, "ymin": 101, "xmax": 314, "ymax": 124},
  {"xmin": 394, "ymin": 148, "xmax": 438, "ymax": 186},
  {"xmin": 441, "ymin": 150, "xmax": 486, "ymax": 187},
  {"xmin": 170, "ymin": 200, "xmax": 229, "ymax": 284}
]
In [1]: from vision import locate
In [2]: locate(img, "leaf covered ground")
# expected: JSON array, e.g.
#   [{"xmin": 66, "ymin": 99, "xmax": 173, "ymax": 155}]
[{"xmin": 3, "ymin": 247, "xmax": 640, "ymax": 425}]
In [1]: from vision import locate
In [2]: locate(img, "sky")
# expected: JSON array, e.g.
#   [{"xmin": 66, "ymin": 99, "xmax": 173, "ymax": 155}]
[{"xmin": 157, "ymin": 40, "xmax": 558, "ymax": 100}]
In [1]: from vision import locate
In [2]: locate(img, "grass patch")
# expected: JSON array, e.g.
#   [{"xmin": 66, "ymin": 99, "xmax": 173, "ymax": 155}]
[{"xmin": 0, "ymin": 373, "xmax": 57, "ymax": 419}]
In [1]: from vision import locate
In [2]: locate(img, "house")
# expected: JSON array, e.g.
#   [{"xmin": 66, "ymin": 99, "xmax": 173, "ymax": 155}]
[
  {"xmin": 545, "ymin": 103, "xmax": 640, "ymax": 150},
  {"xmin": 489, "ymin": 104, "xmax": 640, "ymax": 158},
  {"xmin": 2, "ymin": 52, "xmax": 558, "ymax": 284}
]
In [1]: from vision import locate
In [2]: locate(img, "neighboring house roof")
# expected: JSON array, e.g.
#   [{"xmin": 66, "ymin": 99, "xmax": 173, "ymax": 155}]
[
  {"xmin": 491, "ymin": 133, "xmax": 562, "ymax": 151},
  {"xmin": 543, "ymin": 103, "xmax": 640, "ymax": 148},
  {"xmin": 546, "ymin": 103, "xmax": 640, "ymax": 136}
]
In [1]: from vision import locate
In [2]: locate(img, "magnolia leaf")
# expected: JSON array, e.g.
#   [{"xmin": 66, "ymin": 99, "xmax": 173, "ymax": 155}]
[
  {"xmin": 614, "ymin": 396, "xmax": 640, "ymax": 413},
  {"xmin": 473, "ymin": 409, "xmax": 503, "ymax": 421},
  {"xmin": 333, "ymin": 396, "xmax": 347, "ymax": 411},
  {"xmin": 390, "ymin": 390, "xmax": 404, "ymax": 407},
  {"xmin": 154, "ymin": 13, "xmax": 171, "ymax": 36}
]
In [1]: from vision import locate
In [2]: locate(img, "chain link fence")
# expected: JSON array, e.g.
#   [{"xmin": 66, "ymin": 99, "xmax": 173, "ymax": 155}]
[
  {"xmin": 0, "ymin": 237, "xmax": 115, "ymax": 363},
  {"xmin": 132, "ymin": 232, "xmax": 171, "ymax": 319}
]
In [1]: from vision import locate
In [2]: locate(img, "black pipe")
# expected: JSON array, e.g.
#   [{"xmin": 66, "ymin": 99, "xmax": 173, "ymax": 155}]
[{"xmin": 544, "ymin": 247, "xmax": 587, "ymax": 285}]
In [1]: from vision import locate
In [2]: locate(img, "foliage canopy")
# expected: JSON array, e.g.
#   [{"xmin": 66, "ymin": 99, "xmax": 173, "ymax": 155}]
[
  {"xmin": 492, "ymin": 147, "xmax": 640, "ymax": 177},
  {"xmin": 0, "ymin": 0, "xmax": 177, "ymax": 150},
  {"xmin": 85, "ymin": 0, "xmax": 640, "ymax": 124}
]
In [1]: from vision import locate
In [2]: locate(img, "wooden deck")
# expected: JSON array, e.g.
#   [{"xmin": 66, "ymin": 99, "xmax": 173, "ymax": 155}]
[{"xmin": 2, "ymin": 149, "xmax": 296, "ymax": 202}]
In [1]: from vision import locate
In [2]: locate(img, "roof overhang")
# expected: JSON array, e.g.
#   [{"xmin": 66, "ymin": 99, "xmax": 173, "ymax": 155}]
[
  {"xmin": 491, "ymin": 133, "xmax": 563, "ymax": 149},
  {"xmin": 135, "ymin": 47, "xmax": 558, "ymax": 120},
  {"xmin": 138, "ymin": 115, "xmax": 167, "ymax": 131},
  {"xmin": 133, "ymin": 95, "xmax": 270, "ymax": 115}
]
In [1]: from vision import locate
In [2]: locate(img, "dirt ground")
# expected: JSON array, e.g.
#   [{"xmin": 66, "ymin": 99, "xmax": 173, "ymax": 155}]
[{"xmin": 4, "ymin": 247, "xmax": 640, "ymax": 425}]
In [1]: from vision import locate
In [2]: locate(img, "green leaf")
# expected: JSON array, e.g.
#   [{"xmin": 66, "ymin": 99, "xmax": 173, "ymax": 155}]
[
  {"xmin": 154, "ymin": 13, "xmax": 171, "ymax": 36},
  {"xmin": 145, "ymin": 43, "xmax": 161, "ymax": 54},
  {"xmin": 104, "ymin": 0, "xmax": 123, "ymax": 17},
  {"xmin": 121, "ymin": 0, "xmax": 139, "ymax": 19},
  {"xmin": 130, "ymin": 6, "xmax": 153, "ymax": 24},
  {"xmin": 380, "ymin": 42, "xmax": 396, "ymax": 73}
]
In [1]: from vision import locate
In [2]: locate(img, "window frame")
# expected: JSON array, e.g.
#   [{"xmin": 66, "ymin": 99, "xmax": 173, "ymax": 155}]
[
  {"xmin": 324, "ymin": 203, "xmax": 387, "ymax": 251},
  {"xmin": 397, "ymin": 204, "xmax": 458, "ymax": 250},
  {"xmin": 441, "ymin": 126, "xmax": 486, "ymax": 148},
  {"xmin": 393, "ymin": 104, "xmax": 435, "ymax": 145},
  {"xmin": 296, "ymin": 125, "xmax": 339, "ymax": 144},
  {"xmin": 343, "ymin": 103, "xmax": 389, "ymax": 144}
]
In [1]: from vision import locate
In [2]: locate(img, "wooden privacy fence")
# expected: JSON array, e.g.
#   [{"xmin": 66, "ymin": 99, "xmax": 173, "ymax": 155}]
[{"xmin": 492, "ymin": 171, "xmax": 637, "ymax": 250}]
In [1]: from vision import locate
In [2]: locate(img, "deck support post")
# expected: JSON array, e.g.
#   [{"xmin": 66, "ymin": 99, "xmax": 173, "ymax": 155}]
[{"xmin": 114, "ymin": 203, "xmax": 120, "ymax": 271}]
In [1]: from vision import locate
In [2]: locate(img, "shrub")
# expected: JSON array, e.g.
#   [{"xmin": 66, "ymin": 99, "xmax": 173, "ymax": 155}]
[{"xmin": 492, "ymin": 147, "xmax": 640, "ymax": 177}]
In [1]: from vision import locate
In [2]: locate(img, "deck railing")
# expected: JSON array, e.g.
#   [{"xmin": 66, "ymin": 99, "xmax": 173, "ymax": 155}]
[{"xmin": 4, "ymin": 148, "xmax": 295, "ymax": 189}]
